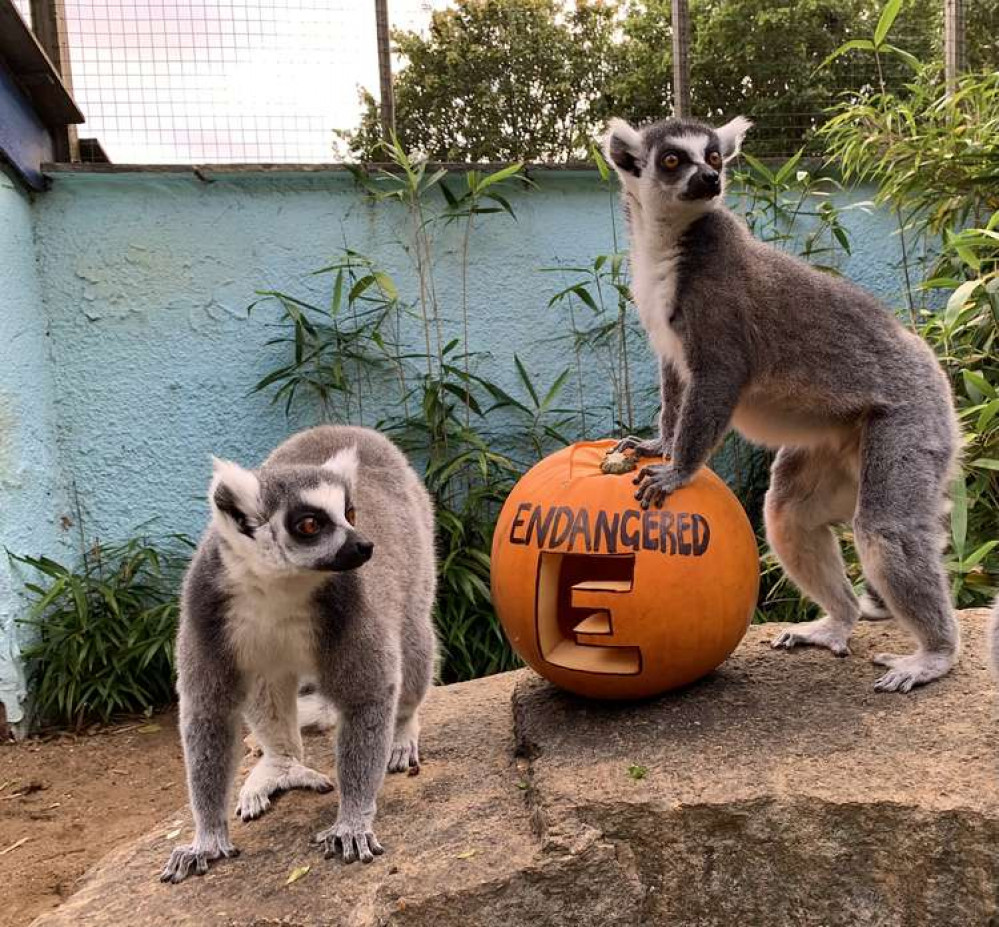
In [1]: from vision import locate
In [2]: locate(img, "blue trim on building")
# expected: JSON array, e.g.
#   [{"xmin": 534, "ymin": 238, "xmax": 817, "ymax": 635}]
[{"xmin": 0, "ymin": 56, "xmax": 52, "ymax": 191}]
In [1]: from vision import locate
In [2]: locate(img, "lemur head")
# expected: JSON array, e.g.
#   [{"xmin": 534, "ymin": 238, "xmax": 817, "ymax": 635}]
[
  {"xmin": 603, "ymin": 115, "xmax": 751, "ymax": 219},
  {"xmin": 208, "ymin": 446, "xmax": 374, "ymax": 575}
]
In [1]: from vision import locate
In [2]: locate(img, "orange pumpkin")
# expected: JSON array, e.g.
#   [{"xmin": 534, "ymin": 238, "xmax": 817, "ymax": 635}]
[{"xmin": 491, "ymin": 440, "xmax": 759, "ymax": 699}]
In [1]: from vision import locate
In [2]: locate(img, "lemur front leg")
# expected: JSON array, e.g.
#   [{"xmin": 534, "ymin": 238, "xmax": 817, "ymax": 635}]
[
  {"xmin": 634, "ymin": 367, "xmax": 745, "ymax": 509},
  {"xmin": 615, "ymin": 360, "xmax": 683, "ymax": 458},
  {"xmin": 314, "ymin": 691, "xmax": 395, "ymax": 864},
  {"xmin": 161, "ymin": 684, "xmax": 243, "ymax": 883}
]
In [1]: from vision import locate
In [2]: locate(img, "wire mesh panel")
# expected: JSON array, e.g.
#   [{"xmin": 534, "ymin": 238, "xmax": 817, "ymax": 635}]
[
  {"xmin": 62, "ymin": 0, "xmax": 444, "ymax": 163},
  {"xmin": 27, "ymin": 0, "xmax": 999, "ymax": 164}
]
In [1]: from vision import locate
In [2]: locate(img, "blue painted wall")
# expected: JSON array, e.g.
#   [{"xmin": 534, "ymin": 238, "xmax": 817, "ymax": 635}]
[
  {"xmin": 1, "ymin": 167, "xmax": 910, "ymax": 722},
  {"xmin": 0, "ymin": 174, "xmax": 66, "ymax": 725}
]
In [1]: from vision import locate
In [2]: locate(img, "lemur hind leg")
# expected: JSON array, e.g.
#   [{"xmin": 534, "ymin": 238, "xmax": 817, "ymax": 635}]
[
  {"xmin": 853, "ymin": 412, "xmax": 959, "ymax": 693},
  {"xmin": 387, "ymin": 707, "xmax": 421, "ymax": 774},
  {"xmin": 767, "ymin": 445, "xmax": 861, "ymax": 656},
  {"xmin": 236, "ymin": 674, "xmax": 333, "ymax": 822},
  {"xmin": 388, "ymin": 619, "xmax": 434, "ymax": 775}
]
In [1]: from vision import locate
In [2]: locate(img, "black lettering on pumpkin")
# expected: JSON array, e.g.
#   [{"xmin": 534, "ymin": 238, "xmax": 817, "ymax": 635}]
[
  {"xmin": 548, "ymin": 506, "xmax": 574, "ymax": 548},
  {"xmin": 567, "ymin": 508, "xmax": 593, "ymax": 552},
  {"xmin": 526, "ymin": 504, "xmax": 557, "ymax": 547},
  {"xmin": 692, "ymin": 513, "xmax": 711, "ymax": 556},
  {"xmin": 641, "ymin": 511, "xmax": 660, "ymax": 551},
  {"xmin": 620, "ymin": 510, "xmax": 640, "ymax": 551},
  {"xmin": 509, "ymin": 502, "xmax": 532, "ymax": 545},
  {"xmin": 594, "ymin": 510, "xmax": 619, "ymax": 554},
  {"xmin": 660, "ymin": 511, "xmax": 677, "ymax": 554},
  {"xmin": 676, "ymin": 512, "xmax": 693, "ymax": 555}
]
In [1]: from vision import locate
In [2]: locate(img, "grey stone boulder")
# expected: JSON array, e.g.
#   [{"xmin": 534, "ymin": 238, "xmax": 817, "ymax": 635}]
[{"xmin": 33, "ymin": 609, "xmax": 999, "ymax": 927}]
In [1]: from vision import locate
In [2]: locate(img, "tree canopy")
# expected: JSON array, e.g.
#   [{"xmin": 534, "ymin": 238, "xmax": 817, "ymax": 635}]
[{"xmin": 345, "ymin": 0, "xmax": 997, "ymax": 161}]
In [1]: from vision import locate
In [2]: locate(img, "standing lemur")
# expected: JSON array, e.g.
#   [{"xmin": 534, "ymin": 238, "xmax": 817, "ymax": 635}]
[
  {"xmin": 604, "ymin": 115, "xmax": 960, "ymax": 694},
  {"xmin": 161, "ymin": 425, "xmax": 437, "ymax": 883}
]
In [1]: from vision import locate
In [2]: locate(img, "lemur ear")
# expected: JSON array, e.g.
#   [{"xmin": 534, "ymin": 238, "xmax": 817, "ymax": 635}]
[
  {"xmin": 716, "ymin": 116, "xmax": 752, "ymax": 161},
  {"xmin": 322, "ymin": 446, "xmax": 359, "ymax": 486},
  {"xmin": 210, "ymin": 457, "xmax": 261, "ymax": 536},
  {"xmin": 603, "ymin": 118, "xmax": 644, "ymax": 178}
]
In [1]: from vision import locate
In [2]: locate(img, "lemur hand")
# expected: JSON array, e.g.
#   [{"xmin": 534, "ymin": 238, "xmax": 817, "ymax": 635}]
[
  {"xmin": 160, "ymin": 836, "xmax": 240, "ymax": 884},
  {"xmin": 613, "ymin": 435, "xmax": 671, "ymax": 458},
  {"xmin": 633, "ymin": 463, "xmax": 689, "ymax": 509},
  {"xmin": 315, "ymin": 817, "xmax": 385, "ymax": 865}
]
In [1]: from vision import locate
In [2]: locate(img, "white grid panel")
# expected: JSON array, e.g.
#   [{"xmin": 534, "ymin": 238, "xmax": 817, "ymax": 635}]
[{"xmin": 62, "ymin": 1, "xmax": 445, "ymax": 164}]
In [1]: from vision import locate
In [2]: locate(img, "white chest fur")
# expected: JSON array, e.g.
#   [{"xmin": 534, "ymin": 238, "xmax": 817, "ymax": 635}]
[
  {"xmin": 630, "ymin": 234, "xmax": 689, "ymax": 380},
  {"xmin": 222, "ymin": 557, "xmax": 324, "ymax": 678}
]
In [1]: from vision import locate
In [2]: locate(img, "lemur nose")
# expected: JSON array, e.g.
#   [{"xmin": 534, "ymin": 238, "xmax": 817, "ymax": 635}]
[
  {"xmin": 356, "ymin": 539, "xmax": 374, "ymax": 559},
  {"xmin": 704, "ymin": 169, "xmax": 721, "ymax": 188}
]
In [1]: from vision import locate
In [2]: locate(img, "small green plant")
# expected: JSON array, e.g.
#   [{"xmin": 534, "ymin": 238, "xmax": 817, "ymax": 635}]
[
  {"xmin": 816, "ymin": 7, "xmax": 999, "ymax": 607},
  {"xmin": 11, "ymin": 532, "xmax": 193, "ymax": 728},
  {"xmin": 923, "ymin": 217, "xmax": 999, "ymax": 604},
  {"xmin": 731, "ymin": 151, "xmax": 852, "ymax": 272}
]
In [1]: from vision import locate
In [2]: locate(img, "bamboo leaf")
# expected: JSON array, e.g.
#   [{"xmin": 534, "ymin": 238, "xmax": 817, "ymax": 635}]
[
  {"xmin": 815, "ymin": 38, "xmax": 876, "ymax": 73},
  {"xmin": 874, "ymin": 0, "xmax": 903, "ymax": 47},
  {"xmin": 514, "ymin": 355, "xmax": 540, "ymax": 407}
]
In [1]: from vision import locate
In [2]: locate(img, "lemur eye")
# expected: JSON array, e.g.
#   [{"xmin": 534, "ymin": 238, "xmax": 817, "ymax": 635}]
[
  {"xmin": 708, "ymin": 151, "xmax": 723, "ymax": 168},
  {"xmin": 296, "ymin": 516, "xmax": 321, "ymax": 537},
  {"xmin": 345, "ymin": 507, "xmax": 356, "ymax": 526},
  {"xmin": 662, "ymin": 154, "xmax": 680, "ymax": 170}
]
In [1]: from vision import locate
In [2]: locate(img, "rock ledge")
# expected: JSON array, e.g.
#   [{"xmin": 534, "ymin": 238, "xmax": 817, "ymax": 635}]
[{"xmin": 33, "ymin": 610, "xmax": 998, "ymax": 927}]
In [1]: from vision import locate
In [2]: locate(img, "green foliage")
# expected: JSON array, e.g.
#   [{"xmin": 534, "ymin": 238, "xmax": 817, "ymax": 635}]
[
  {"xmin": 343, "ymin": 0, "xmax": 999, "ymax": 161},
  {"xmin": 347, "ymin": 0, "xmax": 622, "ymax": 162},
  {"xmin": 254, "ymin": 143, "xmax": 546, "ymax": 683},
  {"xmin": 688, "ymin": 0, "xmax": 933, "ymax": 153},
  {"xmin": 800, "ymin": 12, "xmax": 999, "ymax": 607},
  {"xmin": 544, "ymin": 250, "xmax": 647, "ymax": 437},
  {"xmin": 732, "ymin": 150, "xmax": 852, "ymax": 270},
  {"xmin": 821, "ymin": 69, "xmax": 999, "ymax": 239},
  {"xmin": 923, "ymin": 219, "xmax": 999, "ymax": 604},
  {"xmin": 11, "ymin": 532, "xmax": 193, "ymax": 728}
]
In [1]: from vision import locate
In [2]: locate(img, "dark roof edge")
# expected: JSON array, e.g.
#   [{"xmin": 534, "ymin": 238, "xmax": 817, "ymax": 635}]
[{"xmin": 0, "ymin": 0, "xmax": 84, "ymax": 127}]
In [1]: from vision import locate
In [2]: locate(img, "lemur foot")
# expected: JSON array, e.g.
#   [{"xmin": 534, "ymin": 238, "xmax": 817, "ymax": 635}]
[
  {"xmin": 858, "ymin": 591, "xmax": 892, "ymax": 621},
  {"xmin": 160, "ymin": 835, "xmax": 239, "ymax": 884},
  {"xmin": 235, "ymin": 758, "xmax": 333, "ymax": 822},
  {"xmin": 771, "ymin": 616, "xmax": 851, "ymax": 657},
  {"xmin": 315, "ymin": 819, "xmax": 385, "ymax": 864},
  {"xmin": 872, "ymin": 651, "xmax": 955, "ymax": 693},
  {"xmin": 388, "ymin": 734, "xmax": 420, "ymax": 775},
  {"xmin": 633, "ymin": 464, "xmax": 689, "ymax": 510},
  {"xmin": 613, "ymin": 435, "xmax": 665, "ymax": 458}
]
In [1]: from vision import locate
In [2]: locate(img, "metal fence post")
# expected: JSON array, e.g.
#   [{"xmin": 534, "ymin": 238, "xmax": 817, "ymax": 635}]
[
  {"xmin": 374, "ymin": 0, "xmax": 396, "ymax": 143},
  {"xmin": 671, "ymin": 0, "xmax": 691, "ymax": 117},
  {"xmin": 29, "ymin": 0, "xmax": 78, "ymax": 160},
  {"xmin": 944, "ymin": 0, "xmax": 965, "ymax": 92}
]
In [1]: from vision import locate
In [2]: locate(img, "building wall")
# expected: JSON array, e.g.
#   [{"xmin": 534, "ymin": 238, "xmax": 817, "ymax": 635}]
[
  {"xmin": 1, "ymin": 167, "xmax": 908, "ymax": 722},
  {"xmin": 0, "ymin": 173, "xmax": 67, "ymax": 726}
]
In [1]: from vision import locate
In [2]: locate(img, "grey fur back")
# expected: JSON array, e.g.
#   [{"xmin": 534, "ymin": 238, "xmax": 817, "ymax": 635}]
[{"xmin": 675, "ymin": 211, "xmax": 955, "ymax": 444}]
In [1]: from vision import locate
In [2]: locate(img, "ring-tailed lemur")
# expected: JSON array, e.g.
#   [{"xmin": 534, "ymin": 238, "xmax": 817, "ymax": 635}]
[
  {"xmin": 161, "ymin": 425, "xmax": 437, "ymax": 883},
  {"xmin": 604, "ymin": 115, "xmax": 960, "ymax": 693}
]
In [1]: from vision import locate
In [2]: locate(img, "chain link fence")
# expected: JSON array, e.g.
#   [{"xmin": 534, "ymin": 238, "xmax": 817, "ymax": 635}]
[{"xmin": 13, "ymin": 0, "xmax": 999, "ymax": 164}]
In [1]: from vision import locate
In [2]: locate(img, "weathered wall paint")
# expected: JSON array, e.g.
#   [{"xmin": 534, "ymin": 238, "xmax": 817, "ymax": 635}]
[
  {"xmin": 1, "ymin": 168, "xmax": 909, "ymax": 722},
  {"xmin": 0, "ymin": 174, "xmax": 67, "ymax": 725}
]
